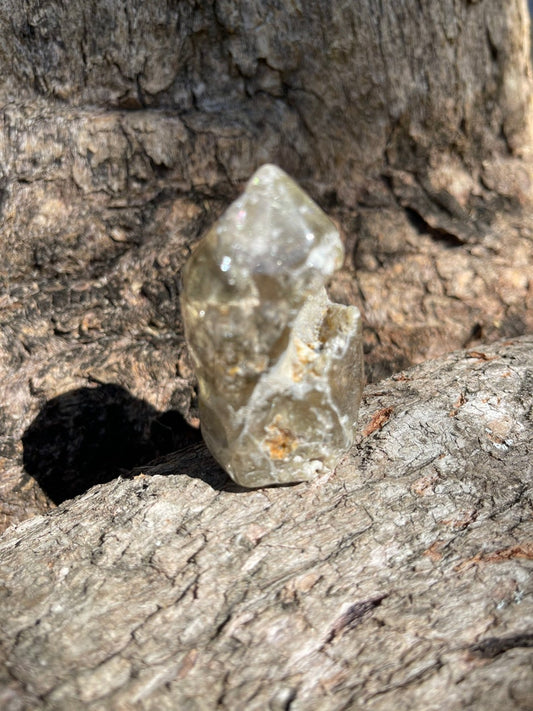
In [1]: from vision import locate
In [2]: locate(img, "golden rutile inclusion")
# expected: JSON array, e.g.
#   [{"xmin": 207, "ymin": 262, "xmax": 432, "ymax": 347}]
[{"xmin": 180, "ymin": 164, "xmax": 364, "ymax": 487}]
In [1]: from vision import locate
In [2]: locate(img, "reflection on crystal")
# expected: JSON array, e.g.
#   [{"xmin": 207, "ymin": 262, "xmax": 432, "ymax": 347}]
[{"xmin": 181, "ymin": 164, "xmax": 364, "ymax": 487}]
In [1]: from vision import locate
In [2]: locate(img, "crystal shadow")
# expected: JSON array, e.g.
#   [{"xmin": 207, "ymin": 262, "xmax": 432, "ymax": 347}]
[{"xmin": 22, "ymin": 384, "xmax": 202, "ymax": 504}]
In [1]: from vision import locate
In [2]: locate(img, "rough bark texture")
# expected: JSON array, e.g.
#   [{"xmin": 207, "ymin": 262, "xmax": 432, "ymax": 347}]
[
  {"xmin": 0, "ymin": 2, "xmax": 532, "ymax": 706},
  {"xmin": 1, "ymin": 337, "xmax": 532, "ymax": 711},
  {"xmin": 1, "ymin": 0, "xmax": 533, "ymax": 531}
]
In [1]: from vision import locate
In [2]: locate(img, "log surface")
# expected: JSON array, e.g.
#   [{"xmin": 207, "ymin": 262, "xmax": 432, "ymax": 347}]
[{"xmin": 1, "ymin": 337, "xmax": 531, "ymax": 710}]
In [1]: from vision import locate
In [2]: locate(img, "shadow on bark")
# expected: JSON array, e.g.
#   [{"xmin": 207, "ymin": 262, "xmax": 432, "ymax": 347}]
[{"xmin": 22, "ymin": 384, "xmax": 202, "ymax": 504}]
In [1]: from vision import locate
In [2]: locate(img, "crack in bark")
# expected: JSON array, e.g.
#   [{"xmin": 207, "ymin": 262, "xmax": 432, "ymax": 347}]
[
  {"xmin": 469, "ymin": 633, "xmax": 533, "ymax": 659},
  {"xmin": 323, "ymin": 594, "xmax": 389, "ymax": 645}
]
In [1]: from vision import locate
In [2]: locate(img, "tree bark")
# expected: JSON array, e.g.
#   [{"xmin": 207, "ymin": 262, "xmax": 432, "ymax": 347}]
[
  {"xmin": 0, "ymin": 4, "xmax": 532, "ymax": 705},
  {"xmin": 1, "ymin": 337, "xmax": 532, "ymax": 710},
  {"xmin": 1, "ymin": 0, "xmax": 532, "ymax": 529}
]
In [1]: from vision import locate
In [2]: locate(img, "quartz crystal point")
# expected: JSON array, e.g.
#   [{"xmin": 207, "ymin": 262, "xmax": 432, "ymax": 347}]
[{"xmin": 180, "ymin": 164, "xmax": 364, "ymax": 487}]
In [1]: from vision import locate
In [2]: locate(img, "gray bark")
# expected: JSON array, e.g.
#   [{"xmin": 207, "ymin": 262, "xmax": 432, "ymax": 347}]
[
  {"xmin": 1, "ymin": 0, "xmax": 532, "ymax": 529},
  {"xmin": 0, "ymin": 3, "xmax": 532, "ymax": 706},
  {"xmin": 1, "ymin": 337, "xmax": 532, "ymax": 710}
]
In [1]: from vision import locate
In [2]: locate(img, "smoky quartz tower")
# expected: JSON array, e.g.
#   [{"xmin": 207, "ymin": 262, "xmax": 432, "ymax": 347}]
[{"xmin": 181, "ymin": 165, "xmax": 364, "ymax": 487}]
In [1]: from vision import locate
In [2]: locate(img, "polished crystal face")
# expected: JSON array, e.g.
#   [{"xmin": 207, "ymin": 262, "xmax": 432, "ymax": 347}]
[{"xmin": 181, "ymin": 164, "xmax": 364, "ymax": 487}]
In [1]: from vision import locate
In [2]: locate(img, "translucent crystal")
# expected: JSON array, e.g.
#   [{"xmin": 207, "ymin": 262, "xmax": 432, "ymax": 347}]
[{"xmin": 180, "ymin": 164, "xmax": 364, "ymax": 487}]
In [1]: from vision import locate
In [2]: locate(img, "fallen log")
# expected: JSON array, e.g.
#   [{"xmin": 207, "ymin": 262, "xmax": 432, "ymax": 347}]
[{"xmin": 1, "ymin": 336, "xmax": 531, "ymax": 710}]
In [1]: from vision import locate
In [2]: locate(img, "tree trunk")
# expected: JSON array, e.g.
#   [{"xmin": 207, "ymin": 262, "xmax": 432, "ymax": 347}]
[
  {"xmin": 0, "ymin": 2, "xmax": 532, "ymax": 706},
  {"xmin": 1, "ymin": 0, "xmax": 532, "ymax": 529},
  {"xmin": 1, "ymin": 337, "xmax": 532, "ymax": 710}
]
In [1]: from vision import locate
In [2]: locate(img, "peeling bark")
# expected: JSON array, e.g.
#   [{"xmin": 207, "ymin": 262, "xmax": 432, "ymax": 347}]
[{"xmin": 0, "ymin": 338, "xmax": 531, "ymax": 710}]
